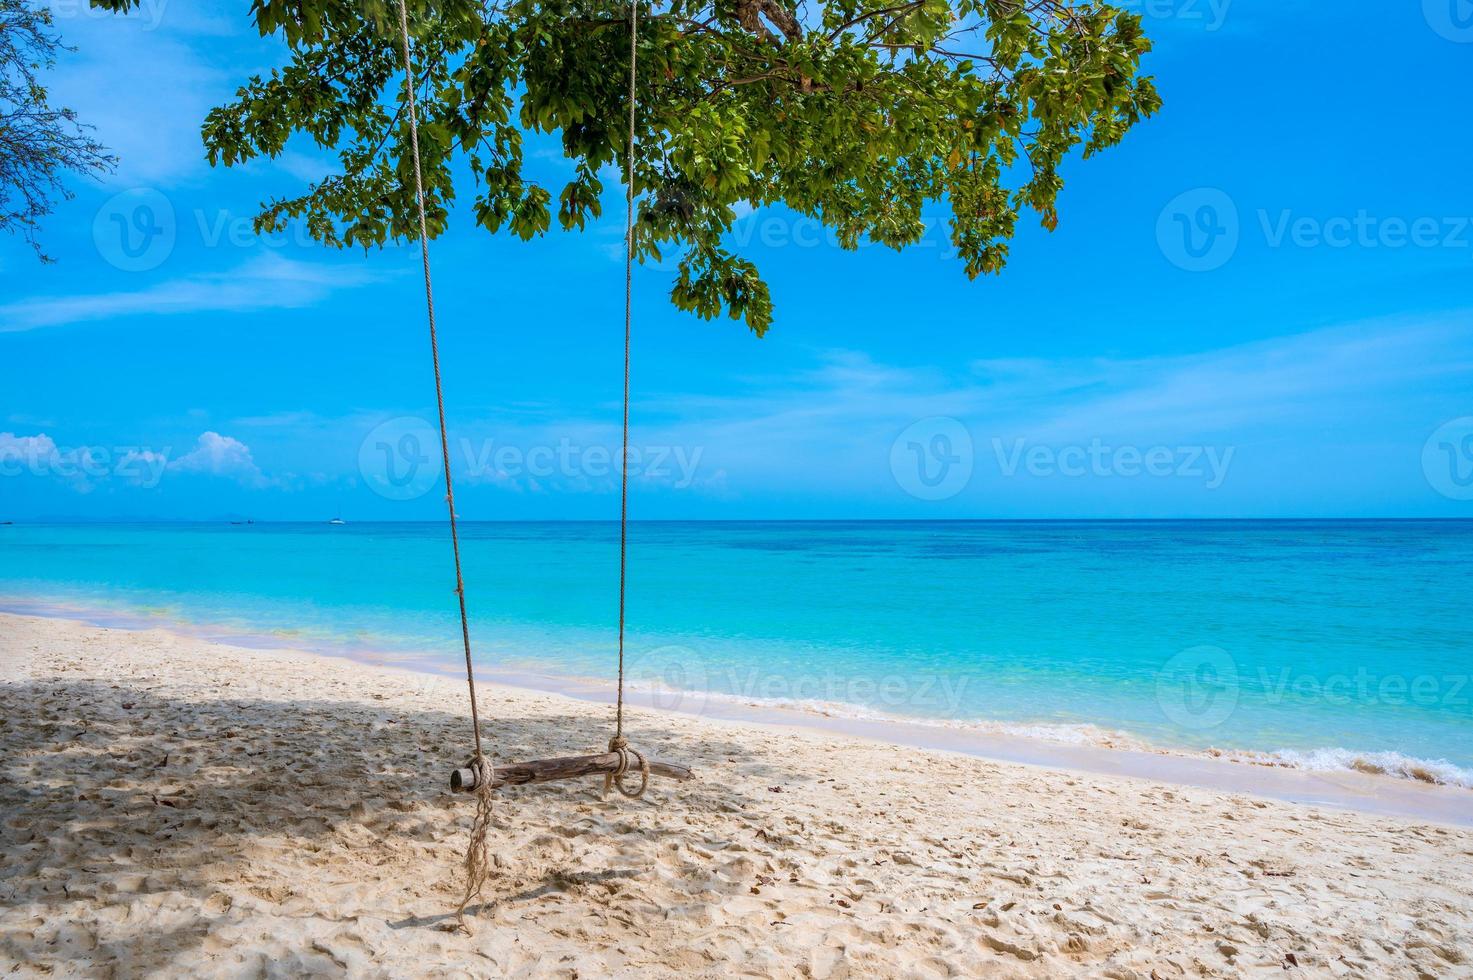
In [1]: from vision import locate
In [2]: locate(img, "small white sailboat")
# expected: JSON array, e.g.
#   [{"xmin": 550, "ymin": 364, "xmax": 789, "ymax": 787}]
[{"xmin": 328, "ymin": 503, "xmax": 346, "ymax": 526}]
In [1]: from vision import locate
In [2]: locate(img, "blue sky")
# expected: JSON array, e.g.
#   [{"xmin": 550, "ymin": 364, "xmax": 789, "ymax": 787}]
[{"xmin": 2, "ymin": 0, "xmax": 1472, "ymax": 520}]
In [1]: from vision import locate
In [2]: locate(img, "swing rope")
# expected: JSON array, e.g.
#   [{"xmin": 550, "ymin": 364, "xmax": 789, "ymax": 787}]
[
  {"xmin": 392, "ymin": 0, "xmax": 651, "ymax": 930},
  {"xmin": 603, "ymin": 0, "xmax": 651, "ymax": 802},
  {"xmin": 391, "ymin": 0, "xmax": 494, "ymax": 931}
]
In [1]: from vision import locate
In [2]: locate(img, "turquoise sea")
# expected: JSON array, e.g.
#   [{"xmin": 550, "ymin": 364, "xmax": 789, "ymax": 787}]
[{"xmin": 1, "ymin": 520, "xmax": 1470, "ymax": 787}]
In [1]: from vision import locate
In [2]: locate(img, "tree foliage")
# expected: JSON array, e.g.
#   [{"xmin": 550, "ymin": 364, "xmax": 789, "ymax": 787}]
[
  {"xmin": 99, "ymin": 0, "xmax": 1159, "ymax": 333},
  {"xmin": 2, "ymin": 1, "xmax": 117, "ymax": 262}
]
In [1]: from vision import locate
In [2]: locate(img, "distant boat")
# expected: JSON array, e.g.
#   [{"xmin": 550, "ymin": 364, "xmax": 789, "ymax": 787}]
[{"xmin": 328, "ymin": 516, "xmax": 347, "ymax": 526}]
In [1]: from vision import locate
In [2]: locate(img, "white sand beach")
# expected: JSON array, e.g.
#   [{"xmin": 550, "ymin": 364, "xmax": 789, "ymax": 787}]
[{"xmin": 2, "ymin": 612, "xmax": 1471, "ymax": 977}]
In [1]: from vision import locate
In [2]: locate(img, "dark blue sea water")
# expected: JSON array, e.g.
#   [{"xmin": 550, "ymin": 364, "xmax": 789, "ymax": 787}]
[{"xmin": 1, "ymin": 520, "xmax": 1469, "ymax": 785}]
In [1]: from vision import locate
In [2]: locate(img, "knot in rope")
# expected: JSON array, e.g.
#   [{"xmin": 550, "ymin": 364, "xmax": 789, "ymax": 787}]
[{"xmin": 603, "ymin": 735, "xmax": 650, "ymax": 799}]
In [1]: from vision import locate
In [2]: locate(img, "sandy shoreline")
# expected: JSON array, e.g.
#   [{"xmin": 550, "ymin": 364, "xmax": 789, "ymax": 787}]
[
  {"xmin": 8, "ymin": 597, "xmax": 1471, "ymax": 827},
  {"xmin": 3, "ymin": 612, "xmax": 1472, "ymax": 976}
]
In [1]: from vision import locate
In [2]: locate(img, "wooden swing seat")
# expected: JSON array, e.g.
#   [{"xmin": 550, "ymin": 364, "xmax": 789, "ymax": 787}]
[{"xmin": 450, "ymin": 752, "xmax": 694, "ymax": 792}]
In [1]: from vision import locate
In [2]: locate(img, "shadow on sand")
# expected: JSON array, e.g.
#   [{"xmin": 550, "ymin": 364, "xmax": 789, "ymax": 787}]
[{"xmin": 0, "ymin": 674, "xmax": 796, "ymax": 971}]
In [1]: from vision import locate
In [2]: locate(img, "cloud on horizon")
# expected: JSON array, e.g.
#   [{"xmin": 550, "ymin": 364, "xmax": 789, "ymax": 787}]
[{"xmin": 166, "ymin": 431, "xmax": 273, "ymax": 487}]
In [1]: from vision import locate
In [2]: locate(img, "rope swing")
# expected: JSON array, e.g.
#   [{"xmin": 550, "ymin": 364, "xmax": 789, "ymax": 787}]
[
  {"xmin": 391, "ymin": 0, "xmax": 691, "ymax": 932},
  {"xmin": 390, "ymin": 0, "xmax": 495, "ymax": 931},
  {"xmin": 604, "ymin": 0, "xmax": 652, "ymax": 803}
]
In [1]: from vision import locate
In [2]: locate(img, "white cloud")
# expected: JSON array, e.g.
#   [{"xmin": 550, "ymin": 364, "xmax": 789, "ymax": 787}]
[
  {"xmin": 961, "ymin": 315, "xmax": 1473, "ymax": 444},
  {"xmin": 0, "ymin": 430, "xmax": 272, "ymax": 492},
  {"xmin": 167, "ymin": 432, "xmax": 269, "ymax": 486},
  {"xmin": 116, "ymin": 448, "xmax": 170, "ymax": 487},
  {"xmin": 232, "ymin": 411, "xmax": 324, "ymax": 429},
  {"xmin": 5, "ymin": 413, "xmax": 58, "ymax": 428},
  {"xmin": 0, "ymin": 255, "xmax": 383, "ymax": 331},
  {"xmin": 0, "ymin": 432, "xmax": 107, "ymax": 492}
]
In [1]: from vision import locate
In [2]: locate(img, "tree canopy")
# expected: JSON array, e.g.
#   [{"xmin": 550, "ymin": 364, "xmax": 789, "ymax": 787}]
[{"xmin": 99, "ymin": 0, "xmax": 1159, "ymax": 334}]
